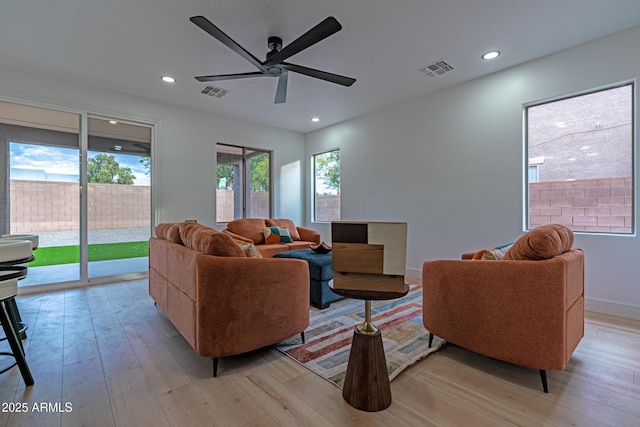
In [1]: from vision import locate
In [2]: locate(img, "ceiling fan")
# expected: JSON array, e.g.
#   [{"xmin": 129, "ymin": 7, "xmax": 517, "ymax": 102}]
[{"xmin": 190, "ymin": 15, "xmax": 356, "ymax": 104}]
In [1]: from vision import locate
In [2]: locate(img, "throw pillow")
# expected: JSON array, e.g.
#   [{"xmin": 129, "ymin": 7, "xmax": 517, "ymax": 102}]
[
  {"xmin": 480, "ymin": 242, "xmax": 514, "ymax": 260},
  {"xmin": 503, "ymin": 224, "xmax": 574, "ymax": 261},
  {"xmin": 265, "ymin": 218, "xmax": 301, "ymax": 240},
  {"xmin": 239, "ymin": 242, "xmax": 262, "ymax": 258},
  {"xmin": 263, "ymin": 226, "xmax": 294, "ymax": 244}
]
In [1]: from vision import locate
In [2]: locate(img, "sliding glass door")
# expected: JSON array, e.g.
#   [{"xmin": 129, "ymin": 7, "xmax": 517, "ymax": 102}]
[
  {"xmin": 1, "ymin": 101, "xmax": 81, "ymax": 285},
  {"xmin": 87, "ymin": 117, "xmax": 151, "ymax": 279},
  {"xmin": 1, "ymin": 101, "xmax": 152, "ymax": 288}
]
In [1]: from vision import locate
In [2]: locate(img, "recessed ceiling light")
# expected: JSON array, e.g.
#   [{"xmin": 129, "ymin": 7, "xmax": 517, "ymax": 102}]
[
  {"xmin": 108, "ymin": 120, "xmax": 118, "ymax": 125},
  {"xmin": 482, "ymin": 51, "xmax": 500, "ymax": 60},
  {"xmin": 311, "ymin": 117, "xmax": 320, "ymax": 122},
  {"xmin": 161, "ymin": 76, "xmax": 176, "ymax": 83}
]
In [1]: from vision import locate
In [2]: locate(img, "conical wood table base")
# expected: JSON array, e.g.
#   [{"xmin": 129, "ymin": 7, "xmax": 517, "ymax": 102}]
[{"xmin": 342, "ymin": 328, "xmax": 391, "ymax": 412}]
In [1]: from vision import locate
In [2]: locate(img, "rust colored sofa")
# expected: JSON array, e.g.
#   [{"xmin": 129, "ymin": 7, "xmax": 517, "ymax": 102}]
[
  {"xmin": 422, "ymin": 224, "xmax": 584, "ymax": 392},
  {"xmin": 222, "ymin": 218, "xmax": 321, "ymax": 257},
  {"xmin": 149, "ymin": 221, "xmax": 310, "ymax": 376}
]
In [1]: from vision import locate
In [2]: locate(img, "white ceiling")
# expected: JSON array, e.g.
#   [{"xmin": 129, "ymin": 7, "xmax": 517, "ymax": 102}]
[{"xmin": 2, "ymin": 0, "xmax": 640, "ymax": 133}]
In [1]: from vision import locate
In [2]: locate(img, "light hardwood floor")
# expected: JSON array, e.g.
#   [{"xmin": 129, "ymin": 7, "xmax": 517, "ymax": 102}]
[{"xmin": 1, "ymin": 278, "xmax": 639, "ymax": 426}]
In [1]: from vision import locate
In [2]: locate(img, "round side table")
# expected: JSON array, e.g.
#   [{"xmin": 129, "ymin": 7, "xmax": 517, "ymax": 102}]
[{"xmin": 330, "ymin": 283, "xmax": 409, "ymax": 412}]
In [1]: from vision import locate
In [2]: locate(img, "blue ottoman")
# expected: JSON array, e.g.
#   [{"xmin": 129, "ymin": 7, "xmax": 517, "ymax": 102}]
[{"xmin": 273, "ymin": 249, "xmax": 342, "ymax": 309}]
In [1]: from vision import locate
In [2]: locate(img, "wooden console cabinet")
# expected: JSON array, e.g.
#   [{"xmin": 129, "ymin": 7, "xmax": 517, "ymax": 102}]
[{"xmin": 331, "ymin": 221, "xmax": 407, "ymax": 292}]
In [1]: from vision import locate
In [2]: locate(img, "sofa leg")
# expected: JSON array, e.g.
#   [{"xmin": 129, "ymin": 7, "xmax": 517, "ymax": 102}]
[
  {"xmin": 301, "ymin": 331, "xmax": 305, "ymax": 344},
  {"xmin": 428, "ymin": 332, "xmax": 434, "ymax": 348},
  {"xmin": 539, "ymin": 369, "xmax": 548, "ymax": 393},
  {"xmin": 213, "ymin": 358, "xmax": 218, "ymax": 377}
]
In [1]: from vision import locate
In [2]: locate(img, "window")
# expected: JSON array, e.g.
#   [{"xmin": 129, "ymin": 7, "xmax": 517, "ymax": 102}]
[
  {"xmin": 313, "ymin": 149, "xmax": 340, "ymax": 222},
  {"xmin": 525, "ymin": 83, "xmax": 634, "ymax": 234},
  {"xmin": 216, "ymin": 143, "xmax": 271, "ymax": 222}
]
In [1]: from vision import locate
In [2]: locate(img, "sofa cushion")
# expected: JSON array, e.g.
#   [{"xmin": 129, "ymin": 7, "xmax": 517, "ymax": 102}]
[
  {"xmin": 179, "ymin": 222, "xmax": 246, "ymax": 257},
  {"xmin": 263, "ymin": 226, "xmax": 294, "ymax": 244},
  {"xmin": 227, "ymin": 218, "xmax": 268, "ymax": 244},
  {"xmin": 504, "ymin": 224, "xmax": 573, "ymax": 261},
  {"xmin": 265, "ymin": 218, "xmax": 301, "ymax": 241},
  {"xmin": 154, "ymin": 222, "xmax": 184, "ymax": 244}
]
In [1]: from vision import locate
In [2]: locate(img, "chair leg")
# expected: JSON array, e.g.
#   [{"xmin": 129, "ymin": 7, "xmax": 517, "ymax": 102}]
[
  {"xmin": 212, "ymin": 358, "xmax": 218, "ymax": 377},
  {"xmin": 428, "ymin": 332, "xmax": 434, "ymax": 348},
  {"xmin": 0, "ymin": 300, "xmax": 33, "ymax": 386},
  {"xmin": 301, "ymin": 331, "xmax": 305, "ymax": 344},
  {"xmin": 539, "ymin": 369, "xmax": 548, "ymax": 393}
]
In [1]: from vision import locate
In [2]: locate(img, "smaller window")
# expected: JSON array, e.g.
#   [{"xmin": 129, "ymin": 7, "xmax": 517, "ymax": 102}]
[{"xmin": 313, "ymin": 150, "xmax": 340, "ymax": 222}]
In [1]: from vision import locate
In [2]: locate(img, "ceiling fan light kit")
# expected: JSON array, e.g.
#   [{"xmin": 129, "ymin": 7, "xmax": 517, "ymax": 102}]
[{"xmin": 190, "ymin": 15, "xmax": 356, "ymax": 104}]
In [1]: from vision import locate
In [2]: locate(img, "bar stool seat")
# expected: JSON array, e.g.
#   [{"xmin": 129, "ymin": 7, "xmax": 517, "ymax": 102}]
[
  {"xmin": 0, "ymin": 277, "xmax": 33, "ymax": 386},
  {"xmin": 0, "ymin": 240, "xmax": 32, "ymax": 264},
  {"xmin": 0, "ymin": 234, "xmax": 39, "ymax": 250}
]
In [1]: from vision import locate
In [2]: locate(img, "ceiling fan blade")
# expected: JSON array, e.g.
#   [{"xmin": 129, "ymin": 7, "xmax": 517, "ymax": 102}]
[
  {"xmin": 275, "ymin": 70, "xmax": 288, "ymax": 104},
  {"xmin": 195, "ymin": 72, "xmax": 272, "ymax": 82},
  {"xmin": 264, "ymin": 16, "xmax": 342, "ymax": 66},
  {"xmin": 190, "ymin": 16, "xmax": 268, "ymax": 72},
  {"xmin": 281, "ymin": 63, "xmax": 356, "ymax": 86}
]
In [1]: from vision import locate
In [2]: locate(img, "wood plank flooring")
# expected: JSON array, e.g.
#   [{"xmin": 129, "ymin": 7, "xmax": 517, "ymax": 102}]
[{"xmin": 0, "ymin": 279, "xmax": 639, "ymax": 426}]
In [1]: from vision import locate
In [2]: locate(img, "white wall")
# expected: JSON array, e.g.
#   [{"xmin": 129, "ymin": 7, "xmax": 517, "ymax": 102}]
[
  {"xmin": 305, "ymin": 26, "xmax": 640, "ymax": 320},
  {"xmin": 0, "ymin": 66, "xmax": 306, "ymax": 229}
]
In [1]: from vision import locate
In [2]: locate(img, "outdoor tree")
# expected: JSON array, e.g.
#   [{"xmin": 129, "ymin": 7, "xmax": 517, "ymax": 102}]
[
  {"xmin": 140, "ymin": 156, "xmax": 151, "ymax": 175},
  {"xmin": 249, "ymin": 153, "xmax": 269, "ymax": 191},
  {"xmin": 316, "ymin": 150, "xmax": 340, "ymax": 193},
  {"xmin": 88, "ymin": 153, "xmax": 136, "ymax": 185},
  {"xmin": 216, "ymin": 153, "xmax": 270, "ymax": 191},
  {"xmin": 216, "ymin": 164, "xmax": 235, "ymax": 189}
]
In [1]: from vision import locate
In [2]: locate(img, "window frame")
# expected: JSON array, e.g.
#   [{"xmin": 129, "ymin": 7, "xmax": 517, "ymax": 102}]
[
  {"xmin": 312, "ymin": 148, "xmax": 341, "ymax": 223},
  {"xmin": 215, "ymin": 143, "xmax": 272, "ymax": 223},
  {"xmin": 523, "ymin": 81, "xmax": 635, "ymax": 235}
]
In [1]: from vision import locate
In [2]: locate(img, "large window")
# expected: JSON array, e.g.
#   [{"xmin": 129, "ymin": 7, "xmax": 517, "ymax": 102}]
[
  {"xmin": 313, "ymin": 149, "xmax": 341, "ymax": 222},
  {"xmin": 216, "ymin": 143, "xmax": 271, "ymax": 222},
  {"xmin": 525, "ymin": 83, "xmax": 634, "ymax": 234}
]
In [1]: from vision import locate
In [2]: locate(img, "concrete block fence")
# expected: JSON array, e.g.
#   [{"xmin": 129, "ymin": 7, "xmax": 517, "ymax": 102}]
[
  {"xmin": 9, "ymin": 180, "xmax": 150, "ymax": 234},
  {"xmin": 529, "ymin": 177, "xmax": 632, "ymax": 233}
]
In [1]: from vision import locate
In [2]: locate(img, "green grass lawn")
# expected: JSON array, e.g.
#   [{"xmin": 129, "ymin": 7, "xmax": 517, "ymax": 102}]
[{"xmin": 28, "ymin": 241, "xmax": 149, "ymax": 267}]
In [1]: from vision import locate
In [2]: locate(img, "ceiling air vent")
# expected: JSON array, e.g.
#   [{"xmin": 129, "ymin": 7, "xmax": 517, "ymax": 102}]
[
  {"xmin": 200, "ymin": 85, "xmax": 229, "ymax": 98},
  {"xmin": 417, "ymin": 59, "xmax": 454, "ymax": 77}
]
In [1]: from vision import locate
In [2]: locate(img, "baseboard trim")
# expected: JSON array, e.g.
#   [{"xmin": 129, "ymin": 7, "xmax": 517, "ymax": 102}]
[{"xmin": 585, "ymin": 297, "xmax": 640, "ymax": 321}]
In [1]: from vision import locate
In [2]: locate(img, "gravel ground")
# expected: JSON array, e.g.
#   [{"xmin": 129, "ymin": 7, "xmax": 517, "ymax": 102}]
[{"xmin": 34, "ymin": 227, "xmax": 151, "ymax": 247}]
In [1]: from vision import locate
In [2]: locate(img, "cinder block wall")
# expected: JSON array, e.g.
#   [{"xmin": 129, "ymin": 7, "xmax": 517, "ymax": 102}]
[
  {"xmin": 529, "ymin": 177, "xmax": 632, "ymax": 233},
  {"xmin": 9, "ymin": 180, "xmax": 150, "ymax": 233}
]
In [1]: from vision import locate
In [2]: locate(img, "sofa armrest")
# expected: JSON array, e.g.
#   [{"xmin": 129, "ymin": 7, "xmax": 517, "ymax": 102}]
[
  {"xmin": 194, "ymin": 256, "xmax": 310, "ymax": 357},
  {"xmin": 297, "ymin": 226, "xmax": 321, "ymax": 244}
]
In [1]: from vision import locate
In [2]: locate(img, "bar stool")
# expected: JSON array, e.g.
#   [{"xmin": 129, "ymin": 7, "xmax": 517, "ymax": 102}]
[
  {"xmin": 0, "ymin": 239, "xmax": 34, "ymax": 341},
  {"xmin": 0, "ymin": 273, "xmax": 33, "ymax": 386}
]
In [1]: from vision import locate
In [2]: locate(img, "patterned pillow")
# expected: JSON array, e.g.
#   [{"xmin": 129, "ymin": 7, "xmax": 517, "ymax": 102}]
[
  {"xmin": 239, "ymin": 242, "xmax": 263, "ymax": 258},
  {"xmin": 471, "ymin": 242, "xmax": 514, "ymax": 260},
  {"xmin": 263, "ymin": 226, "xmax": 294, "ymax": 244},
  {"xmin": 265, "ymin": 218, "xmax": 301, "ymax": 240}
]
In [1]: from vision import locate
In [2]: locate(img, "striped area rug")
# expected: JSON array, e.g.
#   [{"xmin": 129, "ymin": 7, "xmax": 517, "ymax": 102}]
[{"xmin": 275, "ymin": 284, "xmax": 445, "ymax": 388}]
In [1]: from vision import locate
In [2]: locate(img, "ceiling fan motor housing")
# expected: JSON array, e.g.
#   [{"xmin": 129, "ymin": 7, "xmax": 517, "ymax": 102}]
[{"xmin": 267, "ymin": 36, "xmax": 283, "ymax": 52}]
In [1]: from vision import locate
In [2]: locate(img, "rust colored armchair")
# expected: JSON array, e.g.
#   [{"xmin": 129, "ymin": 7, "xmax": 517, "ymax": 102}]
[{"xmin": 422, "ymin": 224, "xmax": 584, "ymax": 392}]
